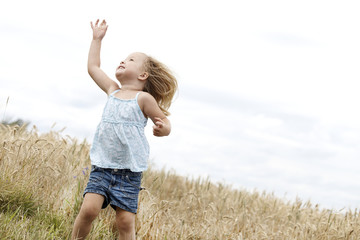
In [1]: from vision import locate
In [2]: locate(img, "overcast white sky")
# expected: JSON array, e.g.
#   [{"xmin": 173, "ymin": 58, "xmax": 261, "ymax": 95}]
[{"xmin": 1, "ymin": 0, "xmax": 360, "ymax": 210}]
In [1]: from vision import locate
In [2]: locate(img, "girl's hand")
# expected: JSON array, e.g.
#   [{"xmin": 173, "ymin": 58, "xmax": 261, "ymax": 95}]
[
  {"xmin": 90, "ymin": 19, "xmax": 108, "ymax": 40},
  {"xmin": 153, "ymin": 117, "xmax": 170, "ymax": 137}
]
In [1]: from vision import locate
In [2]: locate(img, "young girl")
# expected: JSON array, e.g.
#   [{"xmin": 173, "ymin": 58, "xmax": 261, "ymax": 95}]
[{"xmin": 71, "ymin": 19, "xmax": 177, "ymax": 240}]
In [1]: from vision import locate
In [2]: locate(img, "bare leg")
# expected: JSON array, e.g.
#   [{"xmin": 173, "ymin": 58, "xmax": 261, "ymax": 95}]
[
  {"xmin": 115, "ymin": 207, "xmax": 136, "ymax": 240},
  {"xmin": 71, "ymin": 193, "xmax": 105, "ymax": 240}
]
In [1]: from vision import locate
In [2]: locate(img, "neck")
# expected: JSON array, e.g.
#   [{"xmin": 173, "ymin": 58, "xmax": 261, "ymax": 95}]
[
  {"xmin": 120, "ymin": 84, "xmax": 144, "ymax": 91},
  {"xmin": 117, "ymin": 76, "xmax": 146, "ymax": 91}
]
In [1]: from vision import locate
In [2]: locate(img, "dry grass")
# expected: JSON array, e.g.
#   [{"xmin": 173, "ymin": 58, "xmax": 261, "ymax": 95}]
[{"xmin": 0, "ymin": 124, "xmax": 360, "ymax": 239}]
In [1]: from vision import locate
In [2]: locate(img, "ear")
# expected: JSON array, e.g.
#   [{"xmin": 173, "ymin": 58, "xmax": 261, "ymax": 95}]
[{"xmin": 138, "ymin": 72, "xmax": 149, "ymax": 81}]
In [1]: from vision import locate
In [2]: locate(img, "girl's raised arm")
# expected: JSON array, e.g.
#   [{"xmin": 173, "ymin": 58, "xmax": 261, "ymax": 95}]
[{"xmin": 88, "ymin": 19, "xmax": 119, "ymax": 95}]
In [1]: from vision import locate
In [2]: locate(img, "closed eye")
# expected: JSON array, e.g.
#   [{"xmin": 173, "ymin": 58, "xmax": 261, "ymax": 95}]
[{"xmin": 129, "ymin": 58, "xmax": 134, "ymax": 61}]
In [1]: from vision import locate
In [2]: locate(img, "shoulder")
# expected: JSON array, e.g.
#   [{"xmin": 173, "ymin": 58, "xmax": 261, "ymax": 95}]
[
  {"xmin": 138, "ymin": 91, "xmax": 162, "ymax": 112},
  {"xmin": 138, "ymin": 91, "xmax": 156, "ymax": 104},
  {"xmin": 138, "ymin": 91, "xmax": 165, "ymax": 120}
]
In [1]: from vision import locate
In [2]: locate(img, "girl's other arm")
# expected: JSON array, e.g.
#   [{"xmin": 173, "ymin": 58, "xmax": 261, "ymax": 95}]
[
  {"xmin": 88, "ymin": 19, "xmax": 119, "ymax": 95},
  {"xmin": 140, "ymin": 93, "xmax": 171, "ymax": 137}
]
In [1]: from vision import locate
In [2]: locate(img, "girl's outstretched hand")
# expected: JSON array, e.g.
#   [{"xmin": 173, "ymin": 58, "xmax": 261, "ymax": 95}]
[
  {"xmin": 153, "ymin": 117, "xmax": 171, "ymax": 137},
  {"xmin": 90, "ymin": 19, "xmax": 108, "ymax": 40}
]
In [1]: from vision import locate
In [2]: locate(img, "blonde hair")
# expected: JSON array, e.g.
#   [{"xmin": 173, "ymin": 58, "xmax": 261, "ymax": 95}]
[{"xmin": 143, "ymin": 56, "xmax": 178, "ymax": 116}]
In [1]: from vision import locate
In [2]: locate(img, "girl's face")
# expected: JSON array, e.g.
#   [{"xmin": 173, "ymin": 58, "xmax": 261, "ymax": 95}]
[{"xmin": 115, "ymin": 52, "xmax": 148, "ymax": 81}]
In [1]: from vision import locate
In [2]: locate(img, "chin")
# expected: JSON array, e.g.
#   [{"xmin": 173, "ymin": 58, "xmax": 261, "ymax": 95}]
[{"xmin": 115, "ymin": 71, "xmax": 122, "ymax": 80}]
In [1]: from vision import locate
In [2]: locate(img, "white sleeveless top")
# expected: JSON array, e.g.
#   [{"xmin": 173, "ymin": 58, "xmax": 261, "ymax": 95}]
[{"xmin": 90, "ymin": 90, "xmax": 149, "ymax": 172}]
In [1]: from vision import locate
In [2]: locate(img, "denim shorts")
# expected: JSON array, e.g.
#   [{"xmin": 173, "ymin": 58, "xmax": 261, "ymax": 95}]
[{"xmin": 83, "ymin": 165, "xmax": 142, "ymax": 214}]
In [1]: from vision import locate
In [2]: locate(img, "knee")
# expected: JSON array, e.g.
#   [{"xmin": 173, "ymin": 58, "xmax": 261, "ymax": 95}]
[
  {"xmin": 116, "ymin": 214, "xmax": 135, "ymax": 233},
  {"xmin": 79, "ymin": 205, "xmax": 100, "ymax": 222}
]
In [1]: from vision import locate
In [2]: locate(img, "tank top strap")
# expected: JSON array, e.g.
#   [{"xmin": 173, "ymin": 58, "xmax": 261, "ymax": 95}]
[
  {"xmin": 110, "ymin": 89, "xmax": 121, "ymax": 96},
  {"xmin": 135, "ymin": 92, "xmax": 142, "ymax": 100}
]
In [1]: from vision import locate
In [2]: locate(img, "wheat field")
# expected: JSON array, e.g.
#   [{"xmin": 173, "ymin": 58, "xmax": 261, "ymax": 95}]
[{"xmin": 0, "ymin": 124, "xmax": 359, "ymax": 239}]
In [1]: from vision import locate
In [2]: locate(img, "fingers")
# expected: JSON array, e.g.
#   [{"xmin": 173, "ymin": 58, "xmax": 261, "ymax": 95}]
[
  {"xmin": 153, "ymin": 123, "xmax": 163, "ymax": 131},
  {"xmin": 154, "ymin": 117, "xmax": 164, "ymax": 128},
  {"xmin": 153, "ymin": 125, "xmax": 159, "ymax": 134},
  {"xmin": 154, "ymin": 117, "xmax": 164, "ymax": 122},
  {"xmin": 91, "ymin": 19, "xmax": 108, "ymax": 29},
  {"xmin": 153, "ymin": 126, "xmax": 162, "ymax": 136},
  {"xmin": 153, "ymin": 117, "xmax": 165, "ymax": 136},
  {"xmin": 101, "ymin": 20, "xmax": 108, "ymax": 31}
]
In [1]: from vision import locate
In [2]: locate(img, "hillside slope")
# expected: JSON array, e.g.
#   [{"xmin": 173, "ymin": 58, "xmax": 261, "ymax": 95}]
[{"xmin": 0, "ymin": 124, "xmax": 359, "ymax": 239}]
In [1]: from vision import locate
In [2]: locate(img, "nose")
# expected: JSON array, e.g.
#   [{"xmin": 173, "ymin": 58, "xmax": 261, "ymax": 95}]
[{"xmin": 120, "ymin": 60, "xmax": 125, "ymax": 65}]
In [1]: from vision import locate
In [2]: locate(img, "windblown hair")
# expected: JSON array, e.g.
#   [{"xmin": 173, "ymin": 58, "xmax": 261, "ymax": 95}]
[{"xmin": 143, "ymin": 56, "xmax": 178, "ymax": 116}]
